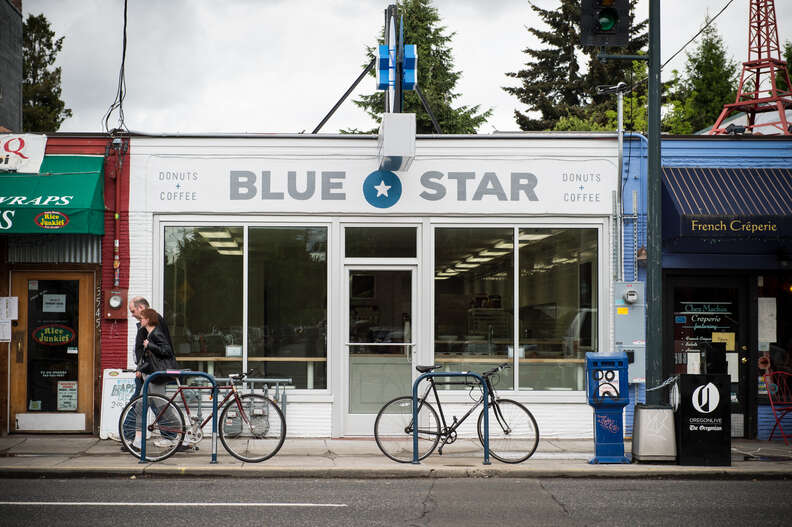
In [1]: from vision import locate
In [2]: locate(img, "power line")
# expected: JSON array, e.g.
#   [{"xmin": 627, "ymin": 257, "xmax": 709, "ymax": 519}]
[
  {"xmin": 103, "ymin": 0, "xmax": 129, "ymax": 134},
  {"xmin": 661, "ymin": 0, "xmax": 735, "ymax": 71},
  {"xmin": 629, "ymin": 0, "xmax": 736, "ymax": 92}
]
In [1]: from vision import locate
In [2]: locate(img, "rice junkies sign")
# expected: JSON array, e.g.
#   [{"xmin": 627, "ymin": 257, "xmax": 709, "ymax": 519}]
[{"xmin": 135, "ymin": 140, "xmax": 617, "ymax": 215}]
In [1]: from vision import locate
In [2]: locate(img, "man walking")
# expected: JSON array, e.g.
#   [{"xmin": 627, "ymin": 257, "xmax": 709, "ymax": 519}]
[{"xmin": 121, "ymin": 296, "xmax": 176, "ymax": 451}]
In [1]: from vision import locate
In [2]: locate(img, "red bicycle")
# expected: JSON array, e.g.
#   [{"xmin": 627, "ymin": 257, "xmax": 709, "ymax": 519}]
[{"xmin": 119, "ymin": 372, "xmax": 286, "ymax": 462}]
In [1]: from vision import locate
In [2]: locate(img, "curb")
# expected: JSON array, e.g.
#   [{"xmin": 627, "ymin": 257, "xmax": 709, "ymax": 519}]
[{"xmin": 2, "ymin": 463, "xmax": 791, "ymax": 480}]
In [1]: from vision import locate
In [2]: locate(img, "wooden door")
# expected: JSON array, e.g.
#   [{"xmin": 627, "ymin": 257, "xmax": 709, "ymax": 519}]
[{"xmin": 10, "ymin": 271, "xmax": 95, "ymax": 432}]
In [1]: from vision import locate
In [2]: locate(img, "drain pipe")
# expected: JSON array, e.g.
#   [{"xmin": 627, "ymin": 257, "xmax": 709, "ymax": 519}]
[{"xmin": 108, "ymin": 136, "xmax": 129, "ymax": 287}]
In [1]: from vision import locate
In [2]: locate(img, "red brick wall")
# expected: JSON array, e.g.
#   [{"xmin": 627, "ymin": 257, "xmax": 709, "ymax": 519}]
[{"xmin": 45, "ymin": 136, "xmax": 131, "ymax": 371}]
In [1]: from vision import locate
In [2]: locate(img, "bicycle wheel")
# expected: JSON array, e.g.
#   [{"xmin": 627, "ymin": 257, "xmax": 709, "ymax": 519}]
[
  {"xmin": 118, "ymin": 394, "xmax": 185, "ymax": 462},
  {"xmin": 374, "ymin": 396, "xmax": 440, "ymax": 463},
  {"xmin": 219, "ymin": 394, "xmax": 286, "ymax": 462},
  {"xmin": 477, "ymin": 398, "xmax": 539, "ymax": 463}
]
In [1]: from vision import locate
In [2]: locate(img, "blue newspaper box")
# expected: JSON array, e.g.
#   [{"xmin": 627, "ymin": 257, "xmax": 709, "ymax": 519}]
[{"xmin": 585, "ymin": 352, "xmax": 630, "ymax": 464}]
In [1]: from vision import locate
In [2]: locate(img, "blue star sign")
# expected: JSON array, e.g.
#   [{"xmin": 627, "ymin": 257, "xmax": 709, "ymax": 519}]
[{"xmin": 363, "ymin": 170, "xmax": 402, "ymax": 209}]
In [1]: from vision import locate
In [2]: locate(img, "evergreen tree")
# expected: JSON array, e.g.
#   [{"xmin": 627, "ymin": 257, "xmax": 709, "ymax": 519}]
[
  {"xmin": 504, "ymin": 0, "xmax": 647, "ymax": 131},
  {"xmin": 775, "ymin": 40, "xmax": 792, "ymax": 93},
  {"xmin": 23, "ymin": 13, "xmax": 72, "ymax": 132},
  {"xmin": 503, "ymin": 0, "xmax": 584, "ymax": 131},
  {"xmin": 351, "ymin": 0, "xmax": 491, "ymax": 134},
  {"xmin": 664, "ymin": 21, "xmax": 738, "ymax": 134}
]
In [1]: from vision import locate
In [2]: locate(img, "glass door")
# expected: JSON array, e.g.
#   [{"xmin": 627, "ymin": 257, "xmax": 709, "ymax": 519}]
[
  {"xmin": 10, "ymin": 271, "xmax": 95, "ymax": 432},
  {"xmin": 345, "ymin": 268, "xmax": 416, "ymax": 434},
  {"xmin": 666, "ymin": 275, "xmax": 749, "ymax": 437}
]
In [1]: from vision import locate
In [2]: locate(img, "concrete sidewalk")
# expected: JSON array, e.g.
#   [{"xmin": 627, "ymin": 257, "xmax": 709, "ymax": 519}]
[{"xmin": 0, "ymin": 435, "xmax": 791, "ymax": 479}]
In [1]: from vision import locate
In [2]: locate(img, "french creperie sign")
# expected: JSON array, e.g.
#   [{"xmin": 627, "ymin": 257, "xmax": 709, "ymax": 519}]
[
  {"xmin": 0, "ymin": 134, "xmax": 47, "ymax": 173},
  {"xmin": 136, "ymin": 155, "xmax": 617, "ymax": 215}
]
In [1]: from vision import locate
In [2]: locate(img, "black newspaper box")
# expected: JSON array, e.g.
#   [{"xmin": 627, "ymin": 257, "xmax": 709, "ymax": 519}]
[{"xmin": 676, "ymin": 373, "xmax": 731, "ymax": 466}]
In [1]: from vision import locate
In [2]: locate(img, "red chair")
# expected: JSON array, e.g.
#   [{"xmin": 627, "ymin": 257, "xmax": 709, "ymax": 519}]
[{"xmin": 764, "ymin": 371, "xmax": 792, "ymax": 445}]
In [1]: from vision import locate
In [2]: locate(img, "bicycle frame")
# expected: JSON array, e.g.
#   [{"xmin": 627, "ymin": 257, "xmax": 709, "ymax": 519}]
[
  {"xmin": 146, "ymin": 380, "xmax": 261, "ymax": 441},
  {"xmin": 172, "ymin": 383, "xmax": 245, "ymax": 433},
  {"xmin": 408, "ymin": 370, "xmax": 496, "ymax": 465},
  {"xmin": 140, "ymin": 370, "xmax": 219, "ymax": 463},
  {"xmin": 414, "ymin": 376, "xmax": 504, "ymax": 451}
]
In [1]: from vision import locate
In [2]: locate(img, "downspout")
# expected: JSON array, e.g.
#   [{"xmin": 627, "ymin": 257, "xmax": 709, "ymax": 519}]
[
  {"xmin": 624, "ymin": 132, "xmax": 649, "ymax": 280},
  {"xmin": 106, "ymin": 136, "xmax": 129, "ymax": 287}
]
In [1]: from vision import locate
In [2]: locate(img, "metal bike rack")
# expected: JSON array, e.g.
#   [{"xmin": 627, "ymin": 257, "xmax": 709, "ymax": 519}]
[
  {"xmin": 213, "ymin": 377, "xmax": 292, "ymax": 417},
  {"xmin": 139, "ymin": 370, "xmax": 219, "ymax": 464},
  {"xmin": 411, "ymin": 371, "xmax": 490, "ymax": 465}
]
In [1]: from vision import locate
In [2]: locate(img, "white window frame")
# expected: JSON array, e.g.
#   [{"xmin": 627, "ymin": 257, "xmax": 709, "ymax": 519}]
[{"xmin": 153, "ymin": 214, "xmax": 334, "ymax": 399}]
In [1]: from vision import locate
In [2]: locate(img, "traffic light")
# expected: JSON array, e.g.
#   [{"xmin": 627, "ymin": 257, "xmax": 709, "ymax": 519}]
[{"xmin": 581, "ymin": 0, "xmax": 630, "ymax": 48}]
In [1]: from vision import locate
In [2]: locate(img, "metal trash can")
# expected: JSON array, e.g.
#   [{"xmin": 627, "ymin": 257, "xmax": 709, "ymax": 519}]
[
  {"xmin": 675, "ymin": 373, "xmax": 731, "ymax": 466},
  {"xmin": 585, "ymin": 352, "xmax": 630, "ymax": 464},
  {"xmin": 632, "ymin": 404, "xmax": 676, "ymax": 462}
]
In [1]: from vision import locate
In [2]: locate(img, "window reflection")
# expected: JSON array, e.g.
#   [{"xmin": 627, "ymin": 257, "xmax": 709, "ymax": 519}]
[
  {"xmin": 518, "ymin": 229, "xmax": 597, "ymax": 390},
  {"xmin": 248, "ymin": 227, "xmax": 327, "ymax": 389},
  {"xmin": 434, "ymin": 228, "xmax": 514, "ymax": 389},
  {"xmin": 164, "ymin": 226, "xmax": 243, "ymax": 379},
  {"xmin": 345, "ymin": 227, "xmax": 417, "ymax": 258}
]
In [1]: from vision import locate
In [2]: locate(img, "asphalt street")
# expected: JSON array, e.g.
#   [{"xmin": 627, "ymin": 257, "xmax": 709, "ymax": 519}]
[{"xmin": 2, "ymin": 477, "xmax": 791, "ymax": 526}]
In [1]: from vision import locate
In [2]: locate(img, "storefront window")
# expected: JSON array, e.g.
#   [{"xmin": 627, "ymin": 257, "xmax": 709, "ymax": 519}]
[
  {"xmin": 164, "ymin": 227, "xmax": 243, "ymax": 379},
  {"xmin": 248, "ymin": 227, "xmax": 327, "ymax": 389},
  {"xmin": 434, "ymin": 227, "xmax": 598, "ymax": 391},
  {"xmin": 518, "ymin": 229, "xmax": 597, "ymax": 390},
  {"xmin": 758, "ymin": 274, "xmax": 792, "ymax": 384},
  {"xmin": 435, "ymin": 228, "xmax": 514, "ymax": 389}
]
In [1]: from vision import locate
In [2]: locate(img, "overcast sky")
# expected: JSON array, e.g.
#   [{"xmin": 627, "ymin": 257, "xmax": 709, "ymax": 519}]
[{"xmin": 22, "ymin": 0, "xmax": 792, "ymax": 134}]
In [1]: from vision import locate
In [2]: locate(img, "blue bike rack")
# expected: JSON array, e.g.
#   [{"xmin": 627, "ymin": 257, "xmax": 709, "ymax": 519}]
[
  {"xmin": 411, "ymin": 371, "xmax": 490, "ymax": 465},
  {"xmin": 139, "ymin": 370, "xmax": 219, "ymax": 464}
]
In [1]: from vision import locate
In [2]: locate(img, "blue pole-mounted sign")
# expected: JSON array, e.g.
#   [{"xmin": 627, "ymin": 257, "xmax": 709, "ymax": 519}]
[
  {"xmin": 378, "ymin": 4, "xmax": 418, "ymax": 113},
  {"xmin": 402, "ymin": 44, "xmax": 417, "ymax": 91},
  {"xmin": 377, "ymin": 45, "xmax": 390, "ymax": 90}
]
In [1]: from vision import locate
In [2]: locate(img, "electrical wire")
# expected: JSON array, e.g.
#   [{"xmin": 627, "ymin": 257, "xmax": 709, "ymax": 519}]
[
  {"xmin": 660, "ymin": 0, "xmax": 735, "ymax": 72},
  {"xmin": 103, "ymin": 0, "xmax": 129, "ymax": 134},
  {"xmin": 628, "ymin": 0, "xmax": 736, "ymax": 93}
]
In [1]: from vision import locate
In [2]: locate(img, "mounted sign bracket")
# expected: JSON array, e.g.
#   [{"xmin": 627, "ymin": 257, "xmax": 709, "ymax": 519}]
[{"xmin": 377, "ymin": 113, "xmax": 415, "ymax": 172}]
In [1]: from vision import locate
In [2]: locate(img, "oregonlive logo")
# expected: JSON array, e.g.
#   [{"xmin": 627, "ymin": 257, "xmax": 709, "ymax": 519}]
[{"xmin": 688, "ymin": 382, "xmax": 724, "ymax": 433}]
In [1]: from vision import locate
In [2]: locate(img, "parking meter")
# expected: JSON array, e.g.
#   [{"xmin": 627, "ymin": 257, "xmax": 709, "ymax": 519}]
[{"xmin": 585, "ymin": 352, "xmax": 630, "ymax": 464}]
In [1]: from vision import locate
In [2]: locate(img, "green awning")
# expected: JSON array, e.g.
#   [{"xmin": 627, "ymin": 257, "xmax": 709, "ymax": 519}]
[{"xmin": 0, "ymin": 155, "xmax": 105, "ymax": 234}]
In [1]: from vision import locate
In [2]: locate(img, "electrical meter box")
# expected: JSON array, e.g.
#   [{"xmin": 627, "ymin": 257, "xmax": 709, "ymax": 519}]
[{"xmin": 614, "ymin": 281, "xmax": 646, "ymax": 382}]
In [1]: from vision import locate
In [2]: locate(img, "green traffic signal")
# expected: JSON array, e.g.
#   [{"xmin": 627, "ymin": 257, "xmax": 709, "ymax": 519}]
[
  {"xmin": 597, "ymin": 8, "xmax": 618, "ymax": 31},
  {"xmin": 581, "ymin": 0, "xmax": 629, "ymax": 48}
]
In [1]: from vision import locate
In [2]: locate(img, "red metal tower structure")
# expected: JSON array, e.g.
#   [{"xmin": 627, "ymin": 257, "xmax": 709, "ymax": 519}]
[{"xmin": 710, "ymin": 0, "xmax": 792, "ymax": 135}]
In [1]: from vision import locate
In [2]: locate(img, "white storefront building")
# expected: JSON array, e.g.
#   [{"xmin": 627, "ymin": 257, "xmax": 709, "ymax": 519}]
[{"xmin": 127, "ymin": 133, "xmax": 618, "ymax": 438}]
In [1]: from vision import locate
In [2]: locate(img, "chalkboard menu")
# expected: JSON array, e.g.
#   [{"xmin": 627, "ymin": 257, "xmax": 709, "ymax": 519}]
[{"xmin": 673, "ymin": 299, "xmax": 738, "ymax": 374}]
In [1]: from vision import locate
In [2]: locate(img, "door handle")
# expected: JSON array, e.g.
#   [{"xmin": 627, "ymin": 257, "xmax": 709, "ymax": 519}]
[{"xmin": 15, "ymin": 338, "xmax": 23, "ymax": 363}]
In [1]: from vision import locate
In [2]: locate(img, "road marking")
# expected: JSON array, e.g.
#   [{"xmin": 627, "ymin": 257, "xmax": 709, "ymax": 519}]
[{"xmin": 0, "ymin": 502, "xmax": 347, "ymax": 508}]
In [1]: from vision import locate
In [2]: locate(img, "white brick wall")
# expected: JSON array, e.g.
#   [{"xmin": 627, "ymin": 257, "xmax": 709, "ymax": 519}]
[
  {"xmin": 125, "ymin": 211, "xmax": 155, "ymax": 368},
  {"xmin": 285, "ymin": 403, "xmax": 332, "ymax": 437}
]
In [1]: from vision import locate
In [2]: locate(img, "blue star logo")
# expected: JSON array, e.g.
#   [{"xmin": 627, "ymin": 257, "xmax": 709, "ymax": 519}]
[{"xmin": 363, "ymin": 170, "xmax": 402, "ymax": 208}]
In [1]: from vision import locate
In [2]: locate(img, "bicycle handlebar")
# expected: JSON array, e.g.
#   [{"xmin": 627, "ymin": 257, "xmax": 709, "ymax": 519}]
[{"xmin": 481, "ymin": 362, "xmax": 511, "ymax": 377}]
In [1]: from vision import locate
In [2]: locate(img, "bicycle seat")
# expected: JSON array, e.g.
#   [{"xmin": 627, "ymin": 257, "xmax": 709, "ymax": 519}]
[{"xmin": 415, "ymin": 365, "xmax": 440, "ymax": 373}]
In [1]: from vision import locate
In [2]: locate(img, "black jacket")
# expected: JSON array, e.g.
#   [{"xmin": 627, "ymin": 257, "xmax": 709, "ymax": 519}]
[
  {"xmin": 137, "ymin": 326, "xmax": 174, "ymax": 374},
  {"xmin": 134, "ymin": 316, "xmax": 173, "ymax": 364}
]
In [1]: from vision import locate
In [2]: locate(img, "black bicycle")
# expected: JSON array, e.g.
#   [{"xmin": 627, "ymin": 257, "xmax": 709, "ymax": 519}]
[{"xmin": 374, "ymin": 363, "xmax": 539, "ymax": 463}]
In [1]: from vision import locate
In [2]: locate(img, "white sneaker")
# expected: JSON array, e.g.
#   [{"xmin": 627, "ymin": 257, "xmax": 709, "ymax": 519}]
[
  {"xmin": 154, "ymin": 438, "xmax": 174, "ymax": 448},
  {"xmin": 131, "ymin": 438, "xmax": 142, "ymax": 450}
]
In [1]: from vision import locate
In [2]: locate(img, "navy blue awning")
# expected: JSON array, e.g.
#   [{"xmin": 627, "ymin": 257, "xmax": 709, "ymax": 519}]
[{"xmin": 662, "ymin": 167, "xmax": 792, "ymax": 253}]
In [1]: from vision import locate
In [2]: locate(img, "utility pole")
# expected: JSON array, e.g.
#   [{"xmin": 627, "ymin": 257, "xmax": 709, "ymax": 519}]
[{"xmin": 646, "ymin": 0, "xmax": 663, "ymax": 404}]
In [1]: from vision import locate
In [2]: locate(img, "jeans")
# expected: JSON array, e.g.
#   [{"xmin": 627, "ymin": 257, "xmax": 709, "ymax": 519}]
[{"xmin": 123, "ymin": 374, "xmax": 175, "ymax": 441}]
